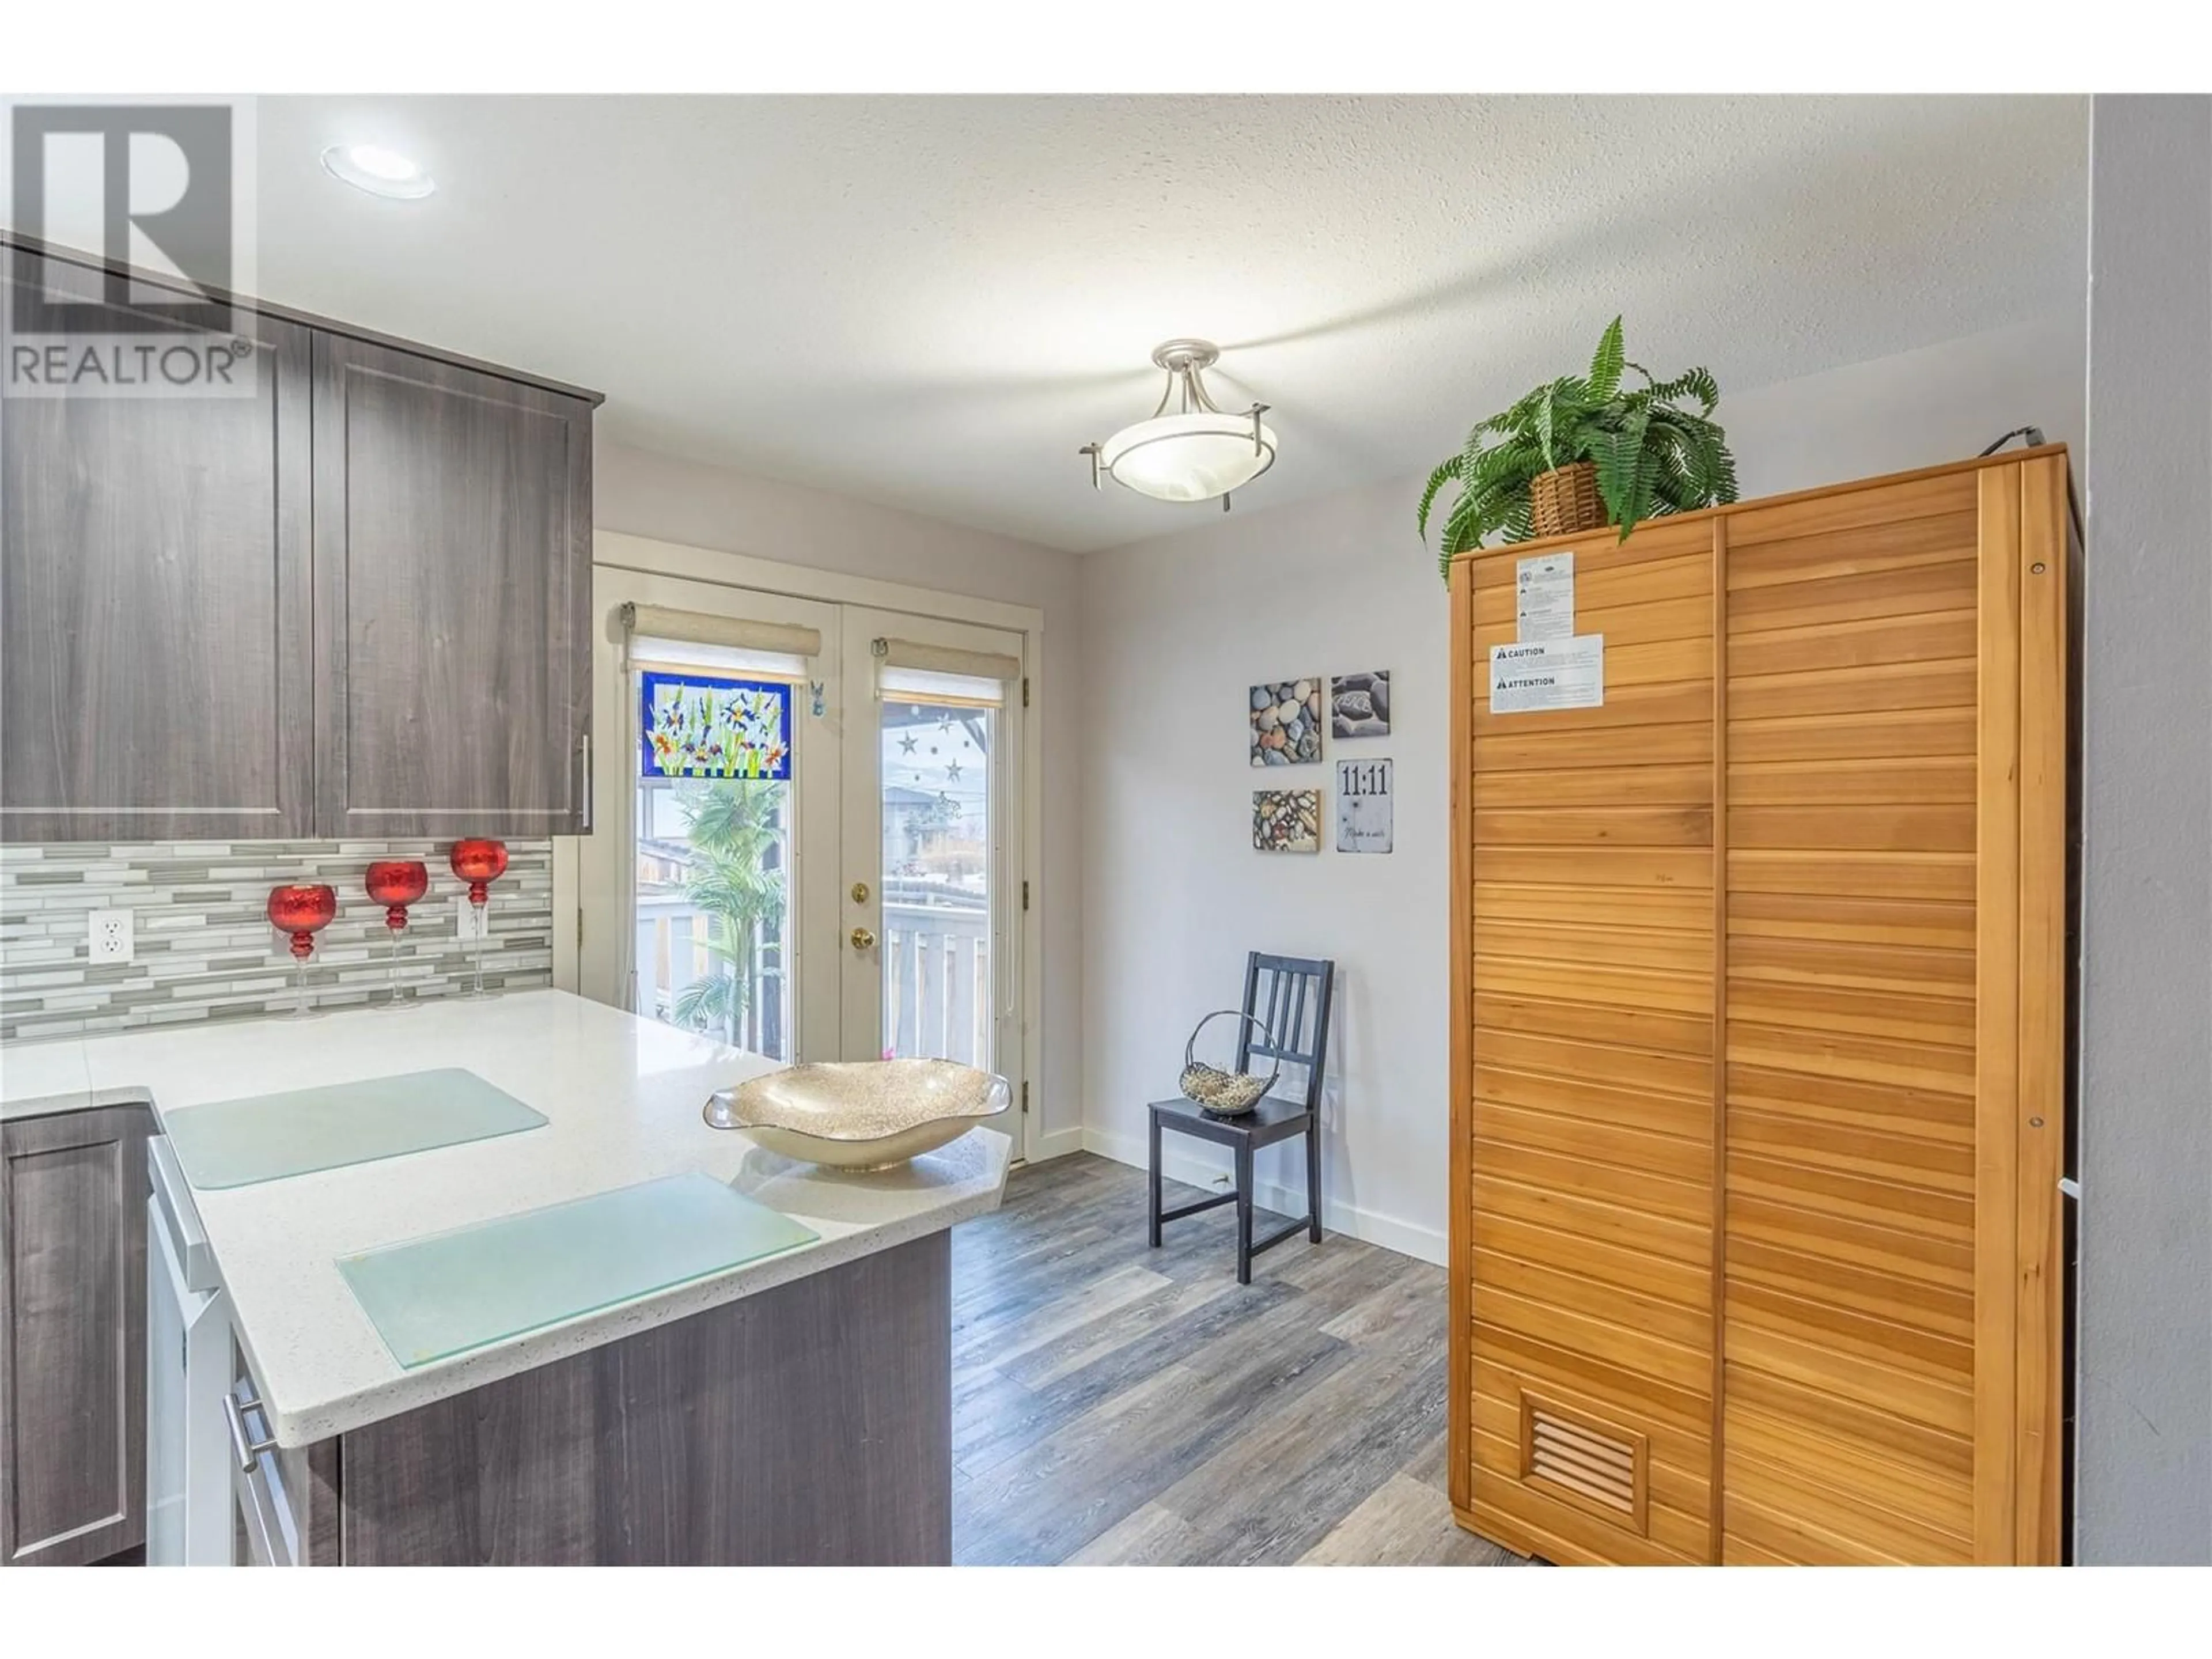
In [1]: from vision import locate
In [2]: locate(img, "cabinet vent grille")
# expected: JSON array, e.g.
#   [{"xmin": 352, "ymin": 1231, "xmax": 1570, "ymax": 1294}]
[{"xmin": 1519, "ymin": 1392, "xmax": 1648, "ymax": 1533}]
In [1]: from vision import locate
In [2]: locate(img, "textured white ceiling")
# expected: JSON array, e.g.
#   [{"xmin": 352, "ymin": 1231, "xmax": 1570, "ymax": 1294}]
[{"xmin": 247, "ymin": 95, "xmax": 2086, "ymax": 552}]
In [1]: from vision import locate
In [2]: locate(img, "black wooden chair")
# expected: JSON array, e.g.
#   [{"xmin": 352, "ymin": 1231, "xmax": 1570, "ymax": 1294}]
[{"xmin": 1147, "ymin": 952, "xmax": 1336, "ymax": 1285}]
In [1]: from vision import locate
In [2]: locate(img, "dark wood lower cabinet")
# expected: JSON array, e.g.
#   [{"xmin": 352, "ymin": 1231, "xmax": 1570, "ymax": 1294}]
[
  {"xmin": 0, "ymin": 1105, "xmax": 154, "ymax": 1566},
  {"xmin": 268, "ymin": 1230, "xmax": 951, "ymax": 1566}
]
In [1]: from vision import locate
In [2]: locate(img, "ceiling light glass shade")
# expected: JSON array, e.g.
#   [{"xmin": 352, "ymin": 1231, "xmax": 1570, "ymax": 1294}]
[
  {"xmin": 1099, "ymin": 410, "xmax": 1279, "ymax": 502},
  {"xmin": 1082, "ymin": 339, "xmax": 1277, "ymax": 508},
  {"xmin": 320, "ymin": 143, "xmax": 435, "ymax": 200}
]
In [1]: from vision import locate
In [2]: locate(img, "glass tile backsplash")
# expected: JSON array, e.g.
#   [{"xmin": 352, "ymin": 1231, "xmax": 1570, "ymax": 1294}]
[{"xmin": 0, "ymin": 840, "xmax": 554, "ymax": 1041}]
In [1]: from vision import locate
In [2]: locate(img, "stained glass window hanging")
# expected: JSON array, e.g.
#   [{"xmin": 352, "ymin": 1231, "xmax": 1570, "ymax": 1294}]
[{"xmin": 638, "ymin": 670, "xmax": 793, "ymax": 781}]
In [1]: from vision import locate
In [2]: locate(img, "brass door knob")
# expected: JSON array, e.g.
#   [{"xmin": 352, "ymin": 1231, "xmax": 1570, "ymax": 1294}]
[{"xmin": 850, "ymin": 926, "xmax": 876, "ymax": 950}]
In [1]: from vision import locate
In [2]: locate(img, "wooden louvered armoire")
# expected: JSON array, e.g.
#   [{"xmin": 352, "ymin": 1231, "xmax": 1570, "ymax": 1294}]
[{"xmin": 1446, "ymin": 447, "xmax": 2074, "ymax": 1566}]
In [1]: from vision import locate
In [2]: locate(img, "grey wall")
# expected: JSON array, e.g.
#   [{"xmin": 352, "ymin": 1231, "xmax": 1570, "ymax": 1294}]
[{"xmin": 2075, "ymin": 93, "xmax": 2212, "ymax": 1565}]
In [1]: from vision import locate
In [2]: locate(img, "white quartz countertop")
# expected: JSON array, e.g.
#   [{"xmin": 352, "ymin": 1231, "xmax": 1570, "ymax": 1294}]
[{"xmin": 0, "ymin": 990, "xmax": 1010, "ymax": 1445}]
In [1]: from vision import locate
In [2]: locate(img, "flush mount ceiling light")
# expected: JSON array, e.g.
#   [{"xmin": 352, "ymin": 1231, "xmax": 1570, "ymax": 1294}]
[
  {"xmin": 320, "ymin": 143, "xmax": 435, "ymax": 200},
  {"xmin": 1081, "ymin": 339, "xmax": 1275, "ymax": 510}
]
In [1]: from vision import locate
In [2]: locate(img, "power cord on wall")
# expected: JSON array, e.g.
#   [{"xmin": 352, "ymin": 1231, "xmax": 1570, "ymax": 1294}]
[
  {"xmin": 1977, "ymin": 425, "xmax": 2084, "ymax": 547},
  {"xmin": 1980, "ymin": 425, "xmax": 2048, "ymax": 456}
]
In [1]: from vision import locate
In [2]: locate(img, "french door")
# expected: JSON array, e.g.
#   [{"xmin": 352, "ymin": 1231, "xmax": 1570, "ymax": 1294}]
[
  {"xmin": 576, "ymin": 569, "xmax": 844, "ymax": 1063},
  {"xmin": 576, "ymin": 569, "xmax": 1027, "ymax": 1134},
  {"xmin": 838, "ymin": 606, "xmax": 1023, "ymax": 1080}
]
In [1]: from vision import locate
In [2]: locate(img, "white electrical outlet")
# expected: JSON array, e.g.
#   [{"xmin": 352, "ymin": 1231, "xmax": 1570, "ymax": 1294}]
[
  {"xmin": 456, "ymin": 895, "xmax": 488, "ymax": 942},
  {"xmin": 88, "ymin": 908, "xmax": 134, "ymax": 964}
]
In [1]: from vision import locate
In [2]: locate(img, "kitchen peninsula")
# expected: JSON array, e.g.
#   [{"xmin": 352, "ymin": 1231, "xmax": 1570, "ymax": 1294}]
[{"xmin": 0, "ymin": 991, "xmax": 1011, "ymax": 1566}]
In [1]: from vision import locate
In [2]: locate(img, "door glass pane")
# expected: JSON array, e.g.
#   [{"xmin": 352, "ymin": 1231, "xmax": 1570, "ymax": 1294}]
[
  {"xmin": 632, "ymin": 673, "xmax": 794, "ymax": 1060},
  {"xmin": 880, "ymin": 697, "xmax": 993, "ymax": 1066}
]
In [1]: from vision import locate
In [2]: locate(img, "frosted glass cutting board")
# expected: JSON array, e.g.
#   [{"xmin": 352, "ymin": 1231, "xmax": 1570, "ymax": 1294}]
[
  {"xmin": 164, "ymin": 1067, "xmax": 547, "ymax": 1189},
  {"xmin": 337, "ymin": 1172, "xmax": 819, "ymax": 1368}
]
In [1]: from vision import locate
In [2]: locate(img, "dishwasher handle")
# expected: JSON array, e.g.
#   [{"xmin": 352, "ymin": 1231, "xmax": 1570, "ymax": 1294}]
[
  {"xmin": 149, "ymin": 1137, "xmax": 219, "ymax": 1293},
  {"xmin": 222, "ymin": 1389, "xmax": 277, "ymax": 1475}
]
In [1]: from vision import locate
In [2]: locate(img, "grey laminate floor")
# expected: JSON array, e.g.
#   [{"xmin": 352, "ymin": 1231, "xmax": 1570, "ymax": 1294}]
[{"xmin": 949, "ymin": 1152, "xmax": 1531, "ymax": 1566}]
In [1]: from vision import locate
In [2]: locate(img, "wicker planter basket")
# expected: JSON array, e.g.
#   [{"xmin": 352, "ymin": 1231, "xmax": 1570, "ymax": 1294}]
[{"xmin": 1529, "ymin": 460, "xmax": 1607, "ymax": 538}]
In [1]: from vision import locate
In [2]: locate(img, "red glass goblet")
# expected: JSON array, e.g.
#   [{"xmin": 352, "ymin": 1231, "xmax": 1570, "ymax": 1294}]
[
  {"xmin": 364, "ymin": 860, "xmax": 429, "ymax": 1009},
  {"xmin": 448, "ymin": 839, "xmax": 509, "ymax": 999},
  {"xmin": 266, "ymin": 884, "xmax": 338, "ymax": 1020}
]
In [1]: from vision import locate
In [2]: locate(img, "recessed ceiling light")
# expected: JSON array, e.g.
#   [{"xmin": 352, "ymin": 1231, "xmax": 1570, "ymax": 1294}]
[{"xmin": 320, "ymin": 143, "xmax": 435, "ymax": 200}]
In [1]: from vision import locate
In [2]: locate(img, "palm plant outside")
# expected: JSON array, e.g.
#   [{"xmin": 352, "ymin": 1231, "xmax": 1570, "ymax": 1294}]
[{"xmin": 671, "ymin": 777, "xmax": 787, "ymax": 1047}]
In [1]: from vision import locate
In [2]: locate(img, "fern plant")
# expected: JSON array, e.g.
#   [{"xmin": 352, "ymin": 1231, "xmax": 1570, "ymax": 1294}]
[{"xmin": 1417, "ymin": 317, "xmax": 1739, "ymax": 578}]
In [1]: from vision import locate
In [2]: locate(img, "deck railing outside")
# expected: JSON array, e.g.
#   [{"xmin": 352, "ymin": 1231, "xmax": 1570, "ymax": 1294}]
[
  {"xmin": 638, "ymin": 878, "xmax": 988, "ymax": 1065},
  {"xmin": 882, "ymin": 881, "xmax": 990, "ymax": 1065}
]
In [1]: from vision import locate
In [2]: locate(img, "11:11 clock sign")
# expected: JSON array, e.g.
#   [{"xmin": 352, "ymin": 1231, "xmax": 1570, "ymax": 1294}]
[{"xmin": 1336, "ymin": 758, "xmax": 1393, "ymax": 854}]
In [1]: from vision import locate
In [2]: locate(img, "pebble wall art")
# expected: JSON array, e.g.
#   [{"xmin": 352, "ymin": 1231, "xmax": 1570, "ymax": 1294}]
[
  {"xmin": 1330, "ymin": 670, "xmax": 1391, "ymax": 739},
  {"xmin": 1252, "ymin": 789, "xmax": 1322, "ymax": 853},
  {"xmin": 1250, "ymin": 678, "xmax": 1324, "ymax": 766}
]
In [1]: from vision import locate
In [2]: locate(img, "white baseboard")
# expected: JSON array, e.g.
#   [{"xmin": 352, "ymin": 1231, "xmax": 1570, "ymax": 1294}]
[
  {"xmin": 1079, "ymin": 1125, "xmax": 1445, "ymax": 1267},
  {"xmin": 1030, "ymin": 1124, "xmax": 1086, "ymax": 1162}
]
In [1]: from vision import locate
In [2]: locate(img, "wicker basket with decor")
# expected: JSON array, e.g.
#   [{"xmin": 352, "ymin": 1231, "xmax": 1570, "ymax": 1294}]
[
  {"xmin": 1177, "ymin": 1010, "xmax": 1280, "ymax": 1116},
  {"xmin": 1418, "ymin": 316, "xmax": 1739, "ymax": 578}
]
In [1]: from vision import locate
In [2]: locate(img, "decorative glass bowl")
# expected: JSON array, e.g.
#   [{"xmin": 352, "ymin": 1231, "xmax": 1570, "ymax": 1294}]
[{"xmin": 703, "ymin": 1059, "xmax": 1010, "ymax": 1170}]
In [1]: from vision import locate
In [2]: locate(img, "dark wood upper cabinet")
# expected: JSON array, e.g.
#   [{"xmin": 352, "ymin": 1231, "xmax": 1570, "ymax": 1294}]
[
  {"xmin": 0, "ymin": 236, "xmax": 599, "ymax": 843},
  {"xmin": 312, "ymin": 335, "xmax": 594, "ymax": 838},
  {"xmin": 0, "ymin": 248, "xmax": 315, "ymax": 842}
]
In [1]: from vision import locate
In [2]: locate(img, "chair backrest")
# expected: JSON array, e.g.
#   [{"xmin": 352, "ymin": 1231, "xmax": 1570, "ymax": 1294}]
[{"xmin": 1236, "ymin": 952, "xmax": 1336, "ymax": 1112}]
